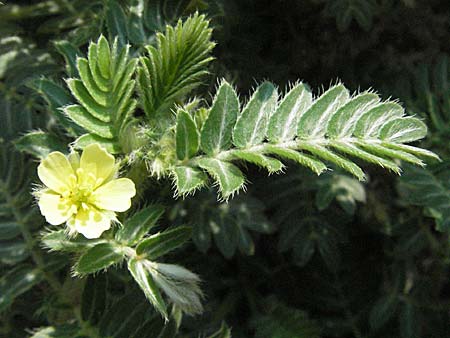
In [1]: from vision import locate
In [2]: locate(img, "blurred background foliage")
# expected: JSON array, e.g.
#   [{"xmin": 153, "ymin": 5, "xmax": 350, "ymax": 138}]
[{"xmin": 0, "ymin": 0, "xmax": 449, "ymax": 337}]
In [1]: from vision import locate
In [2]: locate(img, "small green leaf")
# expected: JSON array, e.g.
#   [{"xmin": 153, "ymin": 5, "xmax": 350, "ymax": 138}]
[
  {"xmin": 172, "ymin": 166, "xmax": 208, "ymax": 197},
  {"xmin": 0, "ymin": 222, "xmax": 20, "ymax": 240},
  {"xmin": 76, "ymin": 58, "xmax": 108, "ymax": 106},
  {"xmin": 87, "ymin": 43, "xmax": 108, "ymax": 91},
  {"xmin": 268, "ymin": 83, "xmax": 312, "ymax": 142},
  {"xmin": 0, "ymin": 265, "xmax": 42, "ymax": 311},
  {"xmin": 211, "ymin": 216, "xmax": 238, "ymax": 259},
  {"xmin": 233, "ymin": 82, "xmax": 277, "ymax": 147},
  {"xmin": 382, "ymin": 142, "xmax": 440, "ymax": 161},
  {"xmin": 233, "ymin": 150, "xmax": 284, "ymax": 173},
  {"xmin": 0, "ymin": 240, "xmax": 28, "ymax": 265},
  {"xmin": 64, "ymin": 105, "xmax": 114, "ymax": 138},
  {"xmin": 300, "ymin": 143, "xmax": 365, "ymax": 180},
  {"xmin": 73, "ymin": 133, "xmax": 120, "ymax": 154},
  {"xmin": 356, "ymin": 141, "xmax": 424, "ymax": 166},
  {"xmin": 106, "ymin": 0, "xmax": 128, "ymax": 47},
  {"xmin": 192, "ymin": 221, "xmax": 211, "ymax": 253},
  {"xmin": 380, "ymin": 117, "xmax": 427, "ymax": 143},
  {"xmin": 197, "ymin": 158, "xmax": 245, "ymax": 200},
  {"xmin": 327, "ymin": 92, "xmax": 380, "ymax": 138},
  {"xmin": 354, "ymin": 102, "xmax": 403, "ymax": 138},
  {"xmin": 237, "ymin": 224, "xmax": 254, "ymax": 255},
  {"xmin": 330, "ymin": 141, "xmax": 401, "ymax": 174},
  {"xmin": 265, "ymin": 145, "xmax": 327, "ymax": 175},
  {"xmin": 201, "ymin": 81, "xmax": 239, "ymax": 155},
  {"xmin": 55, "ymin": 40, "xmax": 81, "ymax": 77},
  {"xmin": 127, "ymin": 258, "xmax": 167, "ymax": 319},
  {"xmin": 96, "ymin": 35, "xmax": 111, "ymax": 79},
  {"xmin": 115, "ymin": 205, "xmax": 165, "ymax": 245},
  {"xmin": 136, "ymin": 226, "xmax": 192, "ymax": 259},
  {"xmin": 292, "ymin": 237, "xmax": 315, "ymax": 267},
  {"xmin": 15, "ymin": 131, "xmax": 67, "ymax": 159},
  {"xmin": 75, "ymin": 243, "xmax": 124, "ymax": 275},
  {"xmin": 298, "ymin": 84, "xmax": 349, "ymax": 138},
  {"xmin": 176, "ymin": 109, "xmax": 200, "ymax": 160},
  {"xmin": 29, "ymin": 78, "xmax": 82, "ymax": 135},
  {"xmin": 66, "ymin": 79, "xmax": 110, "ymax": 122},
  {"xmin": 41, "ymin": 230, "xmax": 102, "ymax": 252}
]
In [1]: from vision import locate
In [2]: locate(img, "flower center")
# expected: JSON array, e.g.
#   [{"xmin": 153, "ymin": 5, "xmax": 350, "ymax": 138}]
[{"xmin": 69, "ymin": 186, "xmax": 93, "ymax": 208}]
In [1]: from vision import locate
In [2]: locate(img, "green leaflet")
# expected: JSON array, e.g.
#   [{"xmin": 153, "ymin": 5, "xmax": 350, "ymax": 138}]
[
  {"xmin": 355, "ymin": 141, "xmax": 425, "ymax": 166},
  {"xmin": 354, "ymin": 102, "xmax": 404, "ymax": 138},
  {"xmin": 0, "ymin": 265, "xmax": 42, "ymax": 311},
  {"xmin": 136, "ymin": 226, "xmax": 192, "ymax": 259},
  {"xmin": 265, "ymin": 145, "xmax": 327, "ymax": 175},
  {"xmin": 381, "ymin": 142, "xmax": 440, "ymax": 161},
  {"xmin": 201, "ymin": 81, "xmax": 239, "ymax": 155},
  {"xmin": 15, "ymin": 131, "xmax": 67, "ymax": 159},
  {"xmin": 298, "ymin": 84, "xmax": 349, "ymax": 138},
  {"xmin": 232, "ymin": 150, "xmax": 284, "ymax": 173},
  {"xmin": 176, "ymin": 109, "xmax": 200, "ymax": 160},
  {"xmin": 233, "ymin": 82, "xmax": 277, "ymax": 148},
  {"xmin": 127, "ymin": 258, "xmax": 167, "ymax": 319},
  {"xmin": 28, "ymin": 78, "xmax": 82, "ymax": 135},
  {"xmin": 327, "ymin": 92, "xmax": 380, "ymax": 138},
  {"xmin": 67, "ymin": 78, "xmax": 110, "ymax": 121},
  {"xmin": 172, "ymin": 166, "xmax": 208, "ymax": 197},
  {"xmin": 0, "ymin": 221, "xmax": 20, "ymax": 240},
  {"xmin": 55, "ymin": 40, "xmax": 80, "ymax": 77},
  {"xmin": 330, "ymin": 141, "xmax": 401, "ymax": 174},
  {"xmin": 267, "ymin": 82, "xmax": 312, "ymax": 142},
  {"xmin": 115, "ymin": 205, "xmax": 165, "ymax": 246},
  {"xmin": 380, "ymin": 117, "xmax": 427, "ymax": 143},
  {"xmin": 300, "ymin": 143, "xmax": 366, "ymax": 180},
  {"xmin": 75, "ymin": 243, "xmax": 124, "ymax": 275},
  {"xmin": 41, "ymin": 230, "xmax": 102, "ymax": 252},
  {"xmin": 64, "ymin": 105, "xmax": 114, "ymax": 139},
  {"xmin": 73, "ymin": 133, "xmax": 120, "ymax": 154},
  {"xmin": 197, "ymin": 158, "xmax": 245, "ymax": 200},
  {"xmin": 76, "ymin": 58, "xmax": 108, "ymax": 107},
  {"xmin": 0, "ymin": 240, "xmax": 29, "ymax": 265}
]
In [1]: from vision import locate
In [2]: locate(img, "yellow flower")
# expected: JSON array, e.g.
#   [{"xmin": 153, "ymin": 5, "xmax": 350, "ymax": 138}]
[{"xmin": 36, "ymin": 144, "xmax": 136, "ymax": 239}]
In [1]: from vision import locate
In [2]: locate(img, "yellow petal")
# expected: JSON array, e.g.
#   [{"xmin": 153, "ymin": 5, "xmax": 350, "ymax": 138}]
[
  {"xmin": 71, "ymin": 206, "xmax": 113, "ymax": 239},
  {"xmin": 92, "ymin": 178, "xmax": 136, "ymax": 212},
  {"xmin": 68, "ymin": 151, "xmax": 80, "ymax": 171},
  {"xmin": 80, "ymin": 144, "xmax": 115, "ymax": 185},
  {"xmin": 38, "ymin": 152, "xmax": 75, "ymax": 194},
  {"xmin": 38, "ymin": 190, "xmax": 74, "ymax": 225}
]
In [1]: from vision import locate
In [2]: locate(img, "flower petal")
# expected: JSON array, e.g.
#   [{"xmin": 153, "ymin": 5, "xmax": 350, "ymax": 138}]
[
  {"xmin": 80, "ymin": 144, "xmax": 115, "ymax": 184},
  {"xmin": 70, "ymin": 206, "xmax": 113, "ymax": 239},
  {"xmin": 38, "ymin": 190, "xmax": 73, "ymax": 225},
  {"xmin": 38, "ymin": 152, "xmax": 75, "ymax": 194},
  {"xmin": 92, "ymin": 178, "xmax": 136, "ymax": 212},
  {"xmin": 68, "ymin": 151, "xmax": 80, "ymax": 171}
]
